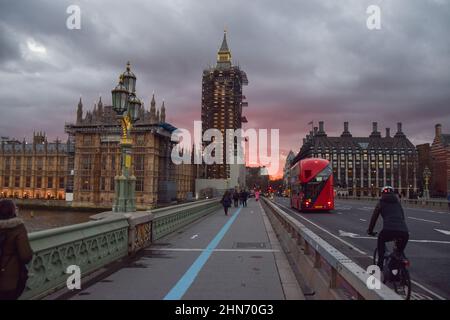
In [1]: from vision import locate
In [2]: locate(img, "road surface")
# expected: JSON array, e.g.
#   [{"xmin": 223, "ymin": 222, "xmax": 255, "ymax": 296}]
[{"xmin": 273, "ymin": 196, "xmax": 450, "ymax": 300}]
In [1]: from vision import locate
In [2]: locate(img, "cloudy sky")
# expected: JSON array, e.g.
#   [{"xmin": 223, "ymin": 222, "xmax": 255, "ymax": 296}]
[{"xmin": 1, "ymin": 0, "xmax": 449, "ymax": 177}]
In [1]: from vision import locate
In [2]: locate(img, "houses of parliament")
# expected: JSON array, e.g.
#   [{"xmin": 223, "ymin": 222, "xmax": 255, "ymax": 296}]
[{"xmin": 0, "ymin": 63, "xmax": 196, "ymax": 209}]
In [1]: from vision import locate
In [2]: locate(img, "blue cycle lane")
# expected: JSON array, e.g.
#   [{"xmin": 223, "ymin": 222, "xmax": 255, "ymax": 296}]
[{"xmin": 70, "ymin": 199, "xmax": 286, "ymax": 300}]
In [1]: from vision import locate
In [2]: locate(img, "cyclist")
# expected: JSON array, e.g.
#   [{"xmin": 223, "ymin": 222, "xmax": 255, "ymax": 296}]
[{"xmin": 367, "ymin": 186, "xmax": 409, "ymax": 270}]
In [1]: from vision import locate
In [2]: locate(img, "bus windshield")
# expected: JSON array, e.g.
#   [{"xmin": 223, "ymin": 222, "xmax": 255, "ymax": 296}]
[
  {"xmin": 302, "ymin": 164, "xmax": 332, "ymax": 200},
  {"xmin": 309, "ymin": 164, "xmax": 332, "ymax": 183}
]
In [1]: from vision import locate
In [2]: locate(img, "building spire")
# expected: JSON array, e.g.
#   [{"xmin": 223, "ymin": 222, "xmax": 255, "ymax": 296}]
[
  {"xmin": 160, "ymin": 100, "xmax": 166, "ymax": 123},
  {"xmin": 217, "ymin": 30, "xmax": 232, "ymax": 68},
  {"xmin": 150, "ymin": 92, "xmax": 156, "ymax": 123},
  {"xmin": 92, "ymin": 103, "xmax": 97, "ymax": 120},
  {"xmin": 76, "ymin": 97, "xmax": 83, "ymax": 124},
  {"xmin": 220, "ymin": 29, "xmax": 230, "ymax": 52}
]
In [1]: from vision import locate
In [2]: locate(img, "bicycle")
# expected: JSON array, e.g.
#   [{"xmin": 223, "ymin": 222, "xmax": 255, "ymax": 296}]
[{"xmin": 370, "ymin": 232, "xmax": 412, "ymax": 300}]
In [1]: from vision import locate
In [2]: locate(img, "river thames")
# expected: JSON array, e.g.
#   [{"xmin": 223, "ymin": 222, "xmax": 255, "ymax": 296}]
[{"xmin": 18, "ymin": 208, "xmax": 95, "ymax": 232}]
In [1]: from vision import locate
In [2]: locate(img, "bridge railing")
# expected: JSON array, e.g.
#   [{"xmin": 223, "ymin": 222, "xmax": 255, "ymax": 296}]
[
  {"xmin": 261, "ymin": 198, "xmax": 402, "ymax": 300},
  {"xmin": 21, "ymin": 198, "xmax": 220, "ymax": 300},
  {"xmin": 151, "ymin": 199, "xmax": 220, "ymax": 240},
  {"xmin": 337, "ymin": 195, "xmax": 449, "ymax": 210},
  {"xmin": 22, "ymin": 216, "xmax": 129, "ymax": 300}
]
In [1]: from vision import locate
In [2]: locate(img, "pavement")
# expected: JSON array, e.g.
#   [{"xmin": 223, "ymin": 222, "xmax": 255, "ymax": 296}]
[
  {"xmin": 68, "ymin": 199, "xmax": 303, "ymax": 300},
  {"xmin": 273, "ymin": 196, "xmax": 450, "ymax": 300}
]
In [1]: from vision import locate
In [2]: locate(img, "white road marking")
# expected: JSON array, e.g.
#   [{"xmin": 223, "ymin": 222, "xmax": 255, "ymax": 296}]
[
  {"xmin": 434, "ymin": 229, "xmax": 450, "ymax": 236},
  {"xmin": 336, "ymin": 231, "xmax": 448, "ymax": 300},
  {"xmin": 277, "ymin": 201, "xmax": 448, "ymax": 300},
  {"xmin": 338, "ymin": 230, "xmax": 450, "ymax": 244},
  {"xmin": 147, "ymin": 248, "xmax": 280, "ymax": 253},
  {"xmin": 410, "ymin": 240, "xmax": 450, "ymax": 244},
  {"xmin": 410, "ymin": 292, "xmax": 433, "ymax": 300},
  {"xmin": 190, "ymin": 234, "xmax": 199, "ymax": 239},
  {"xmin": 337, "ymin": 212, "xmax": 343, "ymax": 215},
  {"xmin": 278, "ymin": 204, "xmax": 367, "ymax": 255},
  {"xmin": 339, "ymin": 230, "xmax": 359, "ymax": 238},
  {"xmin": 359, "ymin": 219, "xmax": 367, "ymax": 222},
  {"xmin": 338, "ymin": 230, "xmax": 374, "ymax": 240},
  {"xmin": 411, "ymin": 280, "xmax": 446, "ymax": 300},
  {"xmin": 408, "ymin": 217, "xmax": 440, "ymax": 224},
  {"xmin": 406, "ymin": 208, "xmax": 450, "ymax": 215}
]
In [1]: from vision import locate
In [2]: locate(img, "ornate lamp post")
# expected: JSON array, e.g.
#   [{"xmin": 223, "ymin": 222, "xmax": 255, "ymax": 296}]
[
  {"xmin": 423, "ymin": 166, "xmax": 431, "ymax": 200},
  {"xmin": 111, "ymin": 62, "xmax": 141, "ymax": 212}
]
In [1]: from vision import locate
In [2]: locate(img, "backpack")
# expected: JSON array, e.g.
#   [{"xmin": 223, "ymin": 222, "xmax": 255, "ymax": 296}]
[
  {"xmin": 0, "ymin": 232, "xmax": 6, "ymax": 258},
  {"xmin": 16, "ymin": 263, "xmax": 29, "ymax": 297},
  {"xmin": 0, "ymin": 231, "xmax": 29, "ymax": 297}
]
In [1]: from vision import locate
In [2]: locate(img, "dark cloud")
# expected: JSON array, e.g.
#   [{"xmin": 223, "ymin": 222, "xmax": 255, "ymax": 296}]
[{"xmin": 0, "ymin": 0, "xmax": 449, "ymax": 172}]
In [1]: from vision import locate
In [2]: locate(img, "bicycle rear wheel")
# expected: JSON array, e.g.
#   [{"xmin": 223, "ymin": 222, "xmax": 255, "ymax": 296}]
[{"xmin": 393, "ymin": 268, "xmax": 411, "ymax": 300}]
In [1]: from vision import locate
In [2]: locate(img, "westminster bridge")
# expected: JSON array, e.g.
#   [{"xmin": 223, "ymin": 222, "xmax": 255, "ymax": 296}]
[{"xmin": 18, "ymin": 197, "xmax": 450, "ymax": 300}]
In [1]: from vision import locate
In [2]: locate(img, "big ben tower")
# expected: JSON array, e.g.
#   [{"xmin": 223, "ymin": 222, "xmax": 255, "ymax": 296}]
[{"xmin": 200, "ymin": 30, "xmax": 248, "ymax": 182}]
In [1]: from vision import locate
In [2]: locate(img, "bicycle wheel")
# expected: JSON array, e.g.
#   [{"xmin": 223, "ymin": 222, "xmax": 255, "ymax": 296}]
[
  {"xmin": 393, "ymin": 268, "xmax": 411, "ymax": 300},
  {"xmin": 373, "ymin": 247, "xmax": 378, "ymax": 265}
]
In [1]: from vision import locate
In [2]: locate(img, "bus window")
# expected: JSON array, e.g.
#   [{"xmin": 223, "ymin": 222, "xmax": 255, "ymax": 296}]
[{"xmin": 302, "ymin": 164, "xmax": 332, "ymax": 202}]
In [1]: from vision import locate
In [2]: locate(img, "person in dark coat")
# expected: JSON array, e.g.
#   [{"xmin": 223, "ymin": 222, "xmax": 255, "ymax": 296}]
[
  {"xmin": 232, "ymin": 190, "xmax": 239, "ymax": 208},
  {"xmin": 240, "ymin": 189, "xmax": 249, "ymax": 207},
  {"xmin": 220, "ymin": 191, "xmax": 232, "ymax": 216},
  {"xmin": 367, "ymin": 187, "xmax": 409, "ymax": 270},
  {"xmin": 0, "ymin": 200, "xmax": 33, "ymax": 300}
]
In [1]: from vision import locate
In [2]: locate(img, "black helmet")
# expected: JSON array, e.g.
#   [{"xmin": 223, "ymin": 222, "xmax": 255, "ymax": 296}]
[{"xmin": 381, "ymin": 186, "xmax": 395, "ymax": 194}]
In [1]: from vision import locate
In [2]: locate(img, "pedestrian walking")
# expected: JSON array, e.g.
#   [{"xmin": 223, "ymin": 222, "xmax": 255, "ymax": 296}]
[
  {"xmin": 255, "ymin": 190, "xmax": 260, "ymax": 201},
  {"xmin": 240, "ymin": 189, "xmax": 249, "ymax": 207},
  {"xmin": 232, "ymin": 190, "xmax": 239, "ymax": 208},
  {"xmin": 0, "ymin": 199, "xmax": 33, "ymax": 300},
  {"xmin": 220, "ymin": 191, "xmax": 232, "ymax": 216}
]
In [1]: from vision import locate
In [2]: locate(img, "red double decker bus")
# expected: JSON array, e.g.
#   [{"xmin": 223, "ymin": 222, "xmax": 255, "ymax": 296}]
[{"xmin": 290, "ymin": 158, "xmax": 334, "ymax": 211}]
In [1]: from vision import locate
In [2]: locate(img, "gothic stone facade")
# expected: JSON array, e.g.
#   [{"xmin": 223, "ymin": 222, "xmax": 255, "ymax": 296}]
[
  {"xmin": 65, "ymin": 94, "xmax": 195, "ymax": 208},
  {"xmin": 0, "ymin": 133, "xmax": 69, "ymax": 200},
  {"xmin": 294, "ymin": 121, "xmax": 418, "ymax": 198}
]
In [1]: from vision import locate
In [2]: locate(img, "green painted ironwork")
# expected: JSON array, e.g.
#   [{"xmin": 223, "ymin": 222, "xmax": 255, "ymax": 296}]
[
  {"xmin": 21, "ymin": 216, "xmax": 129, "ymax": 300},
  {"xmin": 152, "ymin": 200, "xmax": 220, "ymax": 240},
  {"xmin": 19, "ymin": 199, "xmax": 220, "ymax": 299}
]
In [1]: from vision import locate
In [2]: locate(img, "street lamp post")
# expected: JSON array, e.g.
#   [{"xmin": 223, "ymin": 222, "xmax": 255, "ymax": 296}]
[
  {"xmin": 423, "ymin": 166, "xmax": 431, "ymax": 200},
  {"xmin": 111, "ymin": 62, "xmax": 141, "ymax": 213}
]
